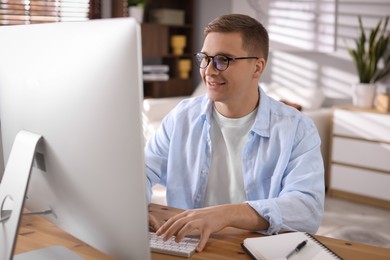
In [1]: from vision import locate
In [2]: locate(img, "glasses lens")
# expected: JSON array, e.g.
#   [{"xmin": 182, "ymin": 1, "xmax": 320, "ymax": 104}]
[
  {"xmin": 214, "ymin": 55, "xmax": 229, "ymax": 71},
  {"xmin": 195, "ymin": 53, "xmax": 208, "ymax": 68}
]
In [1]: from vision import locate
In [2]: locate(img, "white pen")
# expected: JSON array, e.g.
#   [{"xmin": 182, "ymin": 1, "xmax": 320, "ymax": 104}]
[{"xmin": 285, "ymin": 239, "xmax": 308, "ymax": 259}]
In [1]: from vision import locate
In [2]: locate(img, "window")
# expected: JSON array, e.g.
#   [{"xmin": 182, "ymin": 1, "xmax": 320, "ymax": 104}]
[{"xmin": 0, "ymin": 0, "xmax": 101, "ymax": 25}]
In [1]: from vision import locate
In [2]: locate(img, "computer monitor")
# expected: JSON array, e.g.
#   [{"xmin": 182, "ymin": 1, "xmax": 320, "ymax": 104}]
[{"xmin": 0, "ymin": 18, "xmax": 150, "ymax": 259}]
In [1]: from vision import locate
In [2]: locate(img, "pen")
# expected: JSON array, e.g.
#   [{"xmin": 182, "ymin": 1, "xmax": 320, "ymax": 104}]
[{"xmin": 285, "ymin": 239, "xmax": 308, "ymax": 259}]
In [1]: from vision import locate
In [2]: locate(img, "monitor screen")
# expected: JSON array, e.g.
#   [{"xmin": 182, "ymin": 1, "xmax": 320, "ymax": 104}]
[{"xmin": 0, "ymin": 18, "xmax": 150, "ymax": 259}]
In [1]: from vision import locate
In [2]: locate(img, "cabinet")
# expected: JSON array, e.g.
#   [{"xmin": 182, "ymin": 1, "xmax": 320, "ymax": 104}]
[
  {"xmin": 141, "ymin": 0, "xmax": 195, "ymax": 98},
  {"xmin": 328, "ymin": 106, "xmax": 390, "ymax": 209},
  {"xmin": 111, "ymin": 0, "xmax": 195, "ymax": 98}
]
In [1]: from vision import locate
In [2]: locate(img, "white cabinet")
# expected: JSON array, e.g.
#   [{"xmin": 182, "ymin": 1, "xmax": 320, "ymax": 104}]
[{"xmin": 329, "ymin": 106, "xmax": 390, "ymax": 209}]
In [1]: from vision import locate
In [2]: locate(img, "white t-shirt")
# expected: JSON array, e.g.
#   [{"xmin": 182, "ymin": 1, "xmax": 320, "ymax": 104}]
[{"xmin": 204, "ymin": 107, "xmax": 257, "ymax": 206}]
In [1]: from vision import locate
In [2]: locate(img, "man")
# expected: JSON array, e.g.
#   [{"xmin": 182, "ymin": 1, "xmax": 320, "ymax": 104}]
[{"xmin": 145, "ymin": 14, "xmax": 324, "ymax": 252}]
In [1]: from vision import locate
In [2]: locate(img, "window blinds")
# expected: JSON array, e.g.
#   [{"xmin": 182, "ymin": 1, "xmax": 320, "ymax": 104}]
[{"xmin": 0, "ymin": 0, "xmax": 100, "ymax": 25}]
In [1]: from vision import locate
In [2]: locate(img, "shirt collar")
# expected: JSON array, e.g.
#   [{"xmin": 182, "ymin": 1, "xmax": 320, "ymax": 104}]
[
  {"xmin": 199, "ymin": 94, "xmax": 213, "ymax": 124},
  {"xmin": 198, "ymin": 85, "xmax": 271, "ymax": 138},
  {"xmin": 252, "ymin": 86, "xmax": 271, "ymax": 138}
]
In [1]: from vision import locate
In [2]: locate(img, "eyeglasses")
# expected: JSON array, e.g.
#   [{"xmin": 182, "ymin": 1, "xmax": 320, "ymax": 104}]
[{"xmin": 194, "ymin": 52, "xmax": 258, "ymax": 71}]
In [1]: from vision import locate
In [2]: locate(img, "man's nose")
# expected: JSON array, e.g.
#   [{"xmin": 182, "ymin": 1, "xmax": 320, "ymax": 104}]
[{"xmin": 204, "ymin": 59, "xmax": 220, "ymax": 75}]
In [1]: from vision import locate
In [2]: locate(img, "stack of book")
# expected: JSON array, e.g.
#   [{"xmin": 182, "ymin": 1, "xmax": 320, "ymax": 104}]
[{"xmin": 143, "ymin": 65, "xmax": 169, "ymax": 81}]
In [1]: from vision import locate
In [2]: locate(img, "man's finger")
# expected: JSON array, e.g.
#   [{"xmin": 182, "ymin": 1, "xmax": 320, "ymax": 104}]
[
  {"xmin": 149, "ymin": 214, "xmax": 160, "ymax": 232},
  {"xmin": 196, "ymin": 231, "xmax": 211, "ymax": 252}
]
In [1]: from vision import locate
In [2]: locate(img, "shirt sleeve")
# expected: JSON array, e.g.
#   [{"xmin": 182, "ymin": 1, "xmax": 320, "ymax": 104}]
[
  {"xmin": 247, "ymin": 117, "xmax": 325, "ymax": 235},
  {"xmin": 144, "ymin": 114, "xmax": 173, "ymax": 203}
]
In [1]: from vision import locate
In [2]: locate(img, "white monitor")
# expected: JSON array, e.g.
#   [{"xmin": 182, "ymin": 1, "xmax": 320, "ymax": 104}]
[{"xmin": 0, "ymin": 18, "xmax": 150, "ymax": 259}]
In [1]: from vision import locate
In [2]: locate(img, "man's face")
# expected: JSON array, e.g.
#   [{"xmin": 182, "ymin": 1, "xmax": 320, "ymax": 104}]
[{"xmin": 200, "ymin": 32, "xmax": 263, "ymax": 108}]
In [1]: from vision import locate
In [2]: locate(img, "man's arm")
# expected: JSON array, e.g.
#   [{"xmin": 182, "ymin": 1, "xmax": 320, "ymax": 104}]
[{"xmin": 155, "ymin": 203, "xmax": 269, "ymax": 252}]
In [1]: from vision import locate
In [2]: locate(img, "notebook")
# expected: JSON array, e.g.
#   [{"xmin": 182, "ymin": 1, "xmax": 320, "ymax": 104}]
[{"xmin": 241, "ymin": 232, "xmax": 342, "ymax": 260}]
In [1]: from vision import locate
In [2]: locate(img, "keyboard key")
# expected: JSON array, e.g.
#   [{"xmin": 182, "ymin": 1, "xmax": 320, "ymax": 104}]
[{"xmin": 149, "ymin": 232, "xmax": 199, "ymax": 258}]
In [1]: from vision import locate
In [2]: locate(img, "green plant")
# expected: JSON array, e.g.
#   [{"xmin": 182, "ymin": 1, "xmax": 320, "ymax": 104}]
[
  {"xmin": 128, "ymin": 0, "xmax": 148, "ymax": 8},
  {"xmin": 348, "ymin": 16, "xmax": 390, "ymax": 83}
]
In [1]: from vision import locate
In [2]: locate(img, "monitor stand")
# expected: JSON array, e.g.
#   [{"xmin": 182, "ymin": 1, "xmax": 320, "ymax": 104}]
[{"xmin": 0, "ymin": 130, "xmax": 82, "ymax": 260}]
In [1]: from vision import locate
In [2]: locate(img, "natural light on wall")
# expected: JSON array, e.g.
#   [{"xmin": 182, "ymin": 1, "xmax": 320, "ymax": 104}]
[
  {"xmin": 266, "ymin": 0, "xmax": 390, "ymax": 53},
  {"xmin": 271, "ymin": 51, "xmax": 318, "ymax": 88},
  {"xmin": 268, "ymin": 0, "xmax": 336, "ymax": 52},
  {"xmin": 335, "ymin": 0, "xmax": 390, "ymax": 53},
  {"xmin": 321, "ymin": 65, "xmax": 356, "ymax": 99},
  {"xmin": 239, "ymin": 0, "xmax": 390, "ymax": 106}
]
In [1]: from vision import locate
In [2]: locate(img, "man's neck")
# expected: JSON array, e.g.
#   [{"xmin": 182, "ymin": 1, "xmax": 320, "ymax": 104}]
[{"xmin": 214, "ymin": 90, "xmax": 260, "ymax": 118}]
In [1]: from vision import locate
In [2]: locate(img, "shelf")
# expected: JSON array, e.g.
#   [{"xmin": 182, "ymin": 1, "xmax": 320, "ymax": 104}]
[
  {"xmin": 143, "ymin": 22, "xmax": 193, "ymax": 29},
  {"xmin": 144, "ymin": 79, "xmax": 193, "ymax": 98},
  {"xmin": 140, "ymin": 0, "xmax": 195, "ymax": 98}
]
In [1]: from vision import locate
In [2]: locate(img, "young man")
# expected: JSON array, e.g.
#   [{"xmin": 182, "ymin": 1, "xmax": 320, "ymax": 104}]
[{"xmin": 145, "ymin": 14, "xmax": 324, "ymax": 252}]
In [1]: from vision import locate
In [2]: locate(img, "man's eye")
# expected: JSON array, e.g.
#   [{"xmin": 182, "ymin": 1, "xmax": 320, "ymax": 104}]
[
  {"xmin": 216, "ymin": 56, "xmax": 228, "ymax": 63},
  {"xmin": 198, "ymin": 56, "xmax": 206, "ymax": 62}
]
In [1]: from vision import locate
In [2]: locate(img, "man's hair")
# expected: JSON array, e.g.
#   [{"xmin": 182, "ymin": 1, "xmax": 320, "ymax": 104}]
[{"xmin": 204, "ymin": 14, "xmax": 269, "ymax": 62}]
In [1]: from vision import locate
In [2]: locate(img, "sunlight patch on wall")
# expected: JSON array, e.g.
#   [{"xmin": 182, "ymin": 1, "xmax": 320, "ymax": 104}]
[
  {"xmin": 241, "ymin": 0, "xmax": 390, "ymax": 106},
  {"xmin": 321, "ymin": 66, "xmax": 356, "ymax": 99},
  {"xmin": 268, "ymin": 0, "xmax": 336, "ymax": 52},
  {"xmin": 336, "ymin": 1, "xmax": 390, "ymax": 52},
  {"xmin": 268, "ymin": 51, "xmax": 355, "ymax": 105},
  {"xmin": 271, "ymin": 51, "xmax": 318, "ymax": 89}
]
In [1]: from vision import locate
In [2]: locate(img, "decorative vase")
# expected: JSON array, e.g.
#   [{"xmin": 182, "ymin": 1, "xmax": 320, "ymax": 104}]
[
  {"xmin": 178, "ymin": 59, "xmax": 191, "ymax": 79},
  {"xmin": 128, "ymin": 6, "xmax": 144, "ymax": 23},
  {"xmin": 352, "ymin": 83, "xmax": 376, "ymax": 109},
  {"xmin": 170, "ymin": 35, "xmax": 186, "ymax": 55}
]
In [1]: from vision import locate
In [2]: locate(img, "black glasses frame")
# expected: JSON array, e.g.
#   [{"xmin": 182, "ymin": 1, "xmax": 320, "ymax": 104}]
[{"xmin": 194, "ymin": 52, "xmax": 258, "ymax": 71}]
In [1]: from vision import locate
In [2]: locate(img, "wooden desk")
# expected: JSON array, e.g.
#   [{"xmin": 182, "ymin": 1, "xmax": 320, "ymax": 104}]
[{"xmin": 15, "ymin": 204, "xmax": 390, "ymax": 260}]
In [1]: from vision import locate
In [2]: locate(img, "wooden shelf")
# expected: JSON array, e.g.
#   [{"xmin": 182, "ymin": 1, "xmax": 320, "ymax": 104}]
[
  {"xmin": 144, "ymin": 78, "xmax": 193, "ymax": 98},
  {"xmin": 110, "ymin": 0, "xmax": 195, "ymax": 98},
  {"xmin": 141, "ymin": 0, "xmax": 195, "ymax": 98}
]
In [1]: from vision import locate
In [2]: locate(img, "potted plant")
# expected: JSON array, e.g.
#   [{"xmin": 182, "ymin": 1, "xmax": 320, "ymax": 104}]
[
  {"xmin": 128, "ymin": 0, "xmax": 148, "ymax": 23},
  {"xmin": 348, "ymin": 15, "xmax": 390, "ymax": 108}
]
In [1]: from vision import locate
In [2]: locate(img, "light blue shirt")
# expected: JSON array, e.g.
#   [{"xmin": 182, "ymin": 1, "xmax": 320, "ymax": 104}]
[{"xmin": 145, "ymin": 86, "xmax": 325, "ymax": 235}]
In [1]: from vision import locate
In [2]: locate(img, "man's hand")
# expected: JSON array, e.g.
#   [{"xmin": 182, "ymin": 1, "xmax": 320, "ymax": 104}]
[
  {"xmin": 155, "ymin": 203, "xmax": 269, "ymax": 252},
  {"xmin": 149, "ymin": 213, "xmax": 161, "ymax": 232}
]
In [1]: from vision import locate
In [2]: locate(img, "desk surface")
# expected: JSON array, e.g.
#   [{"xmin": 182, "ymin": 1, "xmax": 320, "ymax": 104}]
[{"xmin": 15, "ymin": 204, "xmax": 390, "ymax": 260}]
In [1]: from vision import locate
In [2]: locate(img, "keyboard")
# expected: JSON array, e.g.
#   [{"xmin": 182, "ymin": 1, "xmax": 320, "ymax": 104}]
[{"xmin": 149, "ymin": 232, "xmax": 200, "ymax": 258}]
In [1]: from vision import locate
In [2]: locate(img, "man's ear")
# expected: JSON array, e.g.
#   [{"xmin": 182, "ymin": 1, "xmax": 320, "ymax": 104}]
[{"xmin": 253, "ymin": 58, "xmax": 266, "ymax": 79}]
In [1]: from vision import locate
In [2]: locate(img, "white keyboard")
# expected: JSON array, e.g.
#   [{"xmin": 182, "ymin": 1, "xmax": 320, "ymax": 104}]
[{"xmin": 149, "ymin": 232, "xmax": 200, "ymax": 258}]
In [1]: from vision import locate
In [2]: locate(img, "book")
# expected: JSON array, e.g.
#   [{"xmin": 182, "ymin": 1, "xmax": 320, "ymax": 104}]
[
  {"xmin": 242, "ymin": 232, "xmax": 342, "ymax": 260},
  {"xmin": 143, "ymin": 73, "xmax": 169, "ymax": 81},
  {"xmin": 143, "ymin": 65, "xmax": 169, "ymax": 73}
]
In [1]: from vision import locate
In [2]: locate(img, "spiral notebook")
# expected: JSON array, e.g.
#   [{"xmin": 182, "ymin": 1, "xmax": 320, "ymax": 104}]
[{"xmin": 242, "ymin": 232, "xmax": 342, "ymax": 260}]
